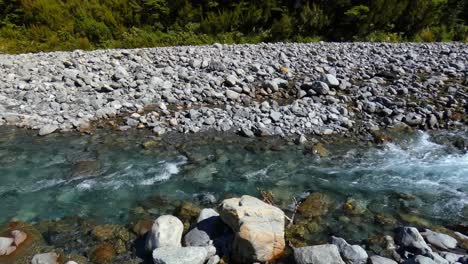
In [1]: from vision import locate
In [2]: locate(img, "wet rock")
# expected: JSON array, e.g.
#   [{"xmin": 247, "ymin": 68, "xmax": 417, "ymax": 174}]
[
  {"xmin": 31, "ymin": 252, "xmax": 59, "ymax": 264},
  {"xmin": 219, "ymin": 195, "xmax": 285, "ymax": 263},
  {"xmin": 70, "ymin": 160, "xmax": 100, "ymax": 178},
  {"xmin": 369, "ymin": 255, "xmax": 398, "ymax": 264},
  {"xmin": 146, "ymin": 215, "xmax": 183, "ymax": 252},
  {"xmin": 343, "ymin": 198, "xmax": 367, "ymax": 215},
  {"xmin": 286, "ymin": 219, "xmax": 324, "ymax": 248},
  {"xmin": 304, "ymin": 143, "xmax": 329, "ymax": 157},
  {"xmin": 0, "ymin": 221, "xmax": 46, "ymax": 264},
  {"xmin": 395, "ymin": 227, "xmax": 432, "ymax": 255},
  {"xmin": 0, "ymin": 237, "xmax": 14, "ymax": 255},
  {"xmin": 90, "ymin": 242, "xmax": 115, "ymax": 264},
  {"xmin": 91, "ymin": 224, "xmax": 130, "ymax": 242},
  {"xmin": 294, "ymin": 244, "xmax": 345, "ymax": 264},
  {"xmin": 11, "ymin": 230, "xmax": 27, "ymax": 246},
  {"xmin": 331, "ymin": 236, "xmax": 368, "ymax": 264},
  {"xmin": 404, "ymin": 255, "xmax": 437, "ymax": 264},
  {"xmin": 175, "ymin": 202, "xmax": 201, "ymax": 231},
  {"xmin": 132, "ymin": 219, "xmax": 153, "ymax": 236},
  {"xmin": 421, "ymin": 229, "xmax": 457, "ymax": 250},
  {"xmin": 298, "ymin": 192, "xmax": 332, "ymax": 218},
  {"xmin": 152, "ymin": 246, "xmax": 209, "ymax": 264}
]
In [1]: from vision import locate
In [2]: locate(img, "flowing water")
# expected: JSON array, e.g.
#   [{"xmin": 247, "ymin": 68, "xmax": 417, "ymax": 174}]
[{"xmin": 0, "ymin": 127, "xmax": 467, "ymax": 236}]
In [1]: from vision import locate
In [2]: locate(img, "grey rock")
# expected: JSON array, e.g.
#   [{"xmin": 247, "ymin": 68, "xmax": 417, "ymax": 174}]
[
  {"xmin": 395, "ymin": 227, "xmax": 432, "ymax": 255},
  {"xmin": 331, "ymin": 236, "xmax": 368, "ymax": 264},
  {"xmin": 322, "ymin": 74, "xmax": 340, "ymax": 87},
  {"xmin": 38, "ymin": 125, "xmax": 58, "ymax": 136},
  {"xmin": 369, "ymin": 256, "xmax": 398, "ymax": 264},
  {"xmin": 294, "ymin": 244, "xmax": 346, "ymax": 264},
  {"xmin": 312, "ymin": 81, "xmax": 330, "ymax": 95},
  {"xmin": 226, "ymin": 90, "xmax": 240, "ymax": 100},
  {"xmin": 421, "ymin": 229, "xmax": 457, "ymax": 250},
  {"xmin": 152, "ymin": 246, "xmax": 208, "ymax": 264}
]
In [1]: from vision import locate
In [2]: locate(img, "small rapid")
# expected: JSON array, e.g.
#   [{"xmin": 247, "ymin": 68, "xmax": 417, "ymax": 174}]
[{"xmin": 0, "ymin": 127, "xmax": 466, "ymax": 226}]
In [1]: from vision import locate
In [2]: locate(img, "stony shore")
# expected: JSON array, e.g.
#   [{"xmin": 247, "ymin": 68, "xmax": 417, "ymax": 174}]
[
  {"xmin": 1, "ymin": 195, "xmax": 467, "ymax": 264},
  {"xmin": 0, "ymin": 42, "xmax": 466, "ymax": 137}
]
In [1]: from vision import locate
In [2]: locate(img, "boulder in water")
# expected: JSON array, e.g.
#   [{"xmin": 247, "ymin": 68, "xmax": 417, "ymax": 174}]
[
  {"xmin": 395, "ymin": 227, "xmax": 432, "ymax": 255},
  {"xmin": 219, "ymin": 195, "xmax": 285, "ymax": 263},
  {"xmin": 31, "ymin": 252, "xmax": 59, "ymax": 264},
  {"xmin": 298, "ymin": 192, "xmax": 332, "ymax": 218},
  {"xmin": 421, "ymin": 229, "xmax": 457, "ymax": 250},
  {"xmin": 146, "ymin": 215, "xmax": 183, "ymax": 252}
]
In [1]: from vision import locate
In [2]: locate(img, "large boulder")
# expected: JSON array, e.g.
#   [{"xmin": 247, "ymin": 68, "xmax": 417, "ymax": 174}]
[
  {"xmin": 331, "ymin": 236, "xmax": 368, "ymax": 264},
  {"xmin": 395, "ymin": 227, "xmax": 432, "ymax": 255},
  {"xmin": 219, "ymin": 195, "xmax": 285, "ymax": 263},
  {"xmin": 152, "ymin": 246, "xmax": 211, "ymax": 264},
  {"xmin": 421, "ymin": 229, "xmax": 457, "ymax": 250},
  {"xmin": 294, "ymin": 244, "xmax": 346, "ymax": 264},
  {"xmin": 146, "ymin": 215, "xmax": 183, "ymax": 252}
]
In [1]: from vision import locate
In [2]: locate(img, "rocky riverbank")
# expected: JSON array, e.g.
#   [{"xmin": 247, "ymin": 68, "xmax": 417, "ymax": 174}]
[
  {"xmin": 1, "ymin": 195, "xmax": 467, "ymax": 264},
  {"xmin": 0, "ymin": 42, "xmax": 466, "ymax": 137}
]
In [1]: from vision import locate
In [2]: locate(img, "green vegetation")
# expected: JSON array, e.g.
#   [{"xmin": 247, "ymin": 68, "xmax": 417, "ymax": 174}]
[{"xmin": 0, "ymin": 0, "xmax": 466, "ymax": 53}]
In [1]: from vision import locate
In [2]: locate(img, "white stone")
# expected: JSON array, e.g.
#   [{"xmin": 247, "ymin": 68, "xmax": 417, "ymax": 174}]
[
  {"xmin": 31, "ymin": 252, "xmax": 59, "ymax": 264},
  {"xmin": 146, "ymin": 215, "xmax": 184, "ymax": 252},
  {"xmin": 0, "ymin": 237, "xmax": 14, "ymax": 255}
]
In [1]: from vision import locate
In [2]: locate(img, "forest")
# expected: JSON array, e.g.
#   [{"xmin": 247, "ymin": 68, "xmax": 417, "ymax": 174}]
[{"xmin": 0, "ymin": 0, "xmax": 467, "ymax": 53}]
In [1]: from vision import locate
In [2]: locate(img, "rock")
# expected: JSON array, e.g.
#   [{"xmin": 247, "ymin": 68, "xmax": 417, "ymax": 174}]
[
  {"xmin": 331, "ymin": 236, "xmax": 368, "ymax": 264},
  {"xmin": 0, "ymin": 221, "xmax": 47, "ymax": 264},
  {"xmin": 38, "ymin": 125, "xmax": 58, "ymax": 136},
  {"xmin": 146, "ymin": 215, "xmax": 183, "ymax": 252},
  {"xmin": 90, "ymin": 242, "xmax": 115, "ymax": 264},
  {"xmin": 395, "ymin": 227, "xmax": 432, "ymax": 255},
  {"xmin": 31, "ymin": 252, "xmax": 59, "ymax": 264},
  {"xmin": 206, "ymin": 255, "xmax": 220, "ymax": 264},
  {"xmin": 226, "ymin": 90, "xmax": 240, "ymax": 100},
  {"xmin": 184, "ymin": 208, "xmax": 233, "ymax": 256},
  {"xmin": 295, "ymin": 134, "xmax": 307, "ymax": 145},
  {"xmin": 11, "ymin": 230, "xmax": 27, "ymax": 246},
  {"xmin": 406, "ymin": 255, "xmax": 437, "ymax": 264},
  {"xmin": 421, "ymin": 229, "xmax": 457, "ymax": 250},
  {"xmin": 304, "ymin": 143, "xmax": 329, "ymax": 157},
  {"xmin": 91, "ymin": 224, "xmax": 130, "ymax": 242},
  {"xmin": 322, "ymin": 74, "xmax": 340, "ymax": 87},
  {"xmin": 0, "ymin": 237, "xmax": 14, "ymax": 255},
  {"xmin": 270, "ymin": 111, "xmax": 282, "ymax": 122},
  {"xmin": 369, "ymin": 255, "xmax": 398, "ymax": 264},
  {"xmin": 294, "ymin": 244, "xmax": 345, "ymax": 264},
  {"xmin": 225, "ymin": 75, "xmax": 239, "ymax": 86},
  {"xmin": 219, "ymin": 195, "xmax": 285, "ymax": 263},
  {"xmin": 298, "ymin": 192, "xmax": 332, "ymax": 218},
  {"xmin": 197, "ymin": 208, "xmax": 219, "ymax": 223},
  {"xmin": 312, "ymin": 81, "xmax": 330, "ymax": 95},
  {"xmin": 152, "ymin": 246, "xmax": 208, "ymax": 264}
]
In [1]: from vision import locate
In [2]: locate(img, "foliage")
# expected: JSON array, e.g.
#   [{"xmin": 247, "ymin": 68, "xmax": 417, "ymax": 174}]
[{"xmin": 0, "ymin": 0, "xmax": 466, "ymax": 53}]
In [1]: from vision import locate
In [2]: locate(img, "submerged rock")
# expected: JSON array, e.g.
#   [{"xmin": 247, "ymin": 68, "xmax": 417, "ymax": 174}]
[
  {"xmin": 38, "ymin": 125, "xmax": 58, "ymax": 136},
  {"xmin": 298, "ymin": 192, "xmax": 332, "ymax": 218},
  {"xmin": 0, "ymin": 221, "xmax": 46, "ymax": 264},
  {"xmin": 294, "ymin": 244, "xmax": 345, "ymax": 264},
  {"xmin": 146, "ymin": 215, "xmax": 183, "ymax": 252},
  {"xmin": 90, "ymin": 242, "xmax": 115, "ymax": 264},
  {"xmin": 219, "ymin": 195, "xmax": 285, "ymax": 263}
]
